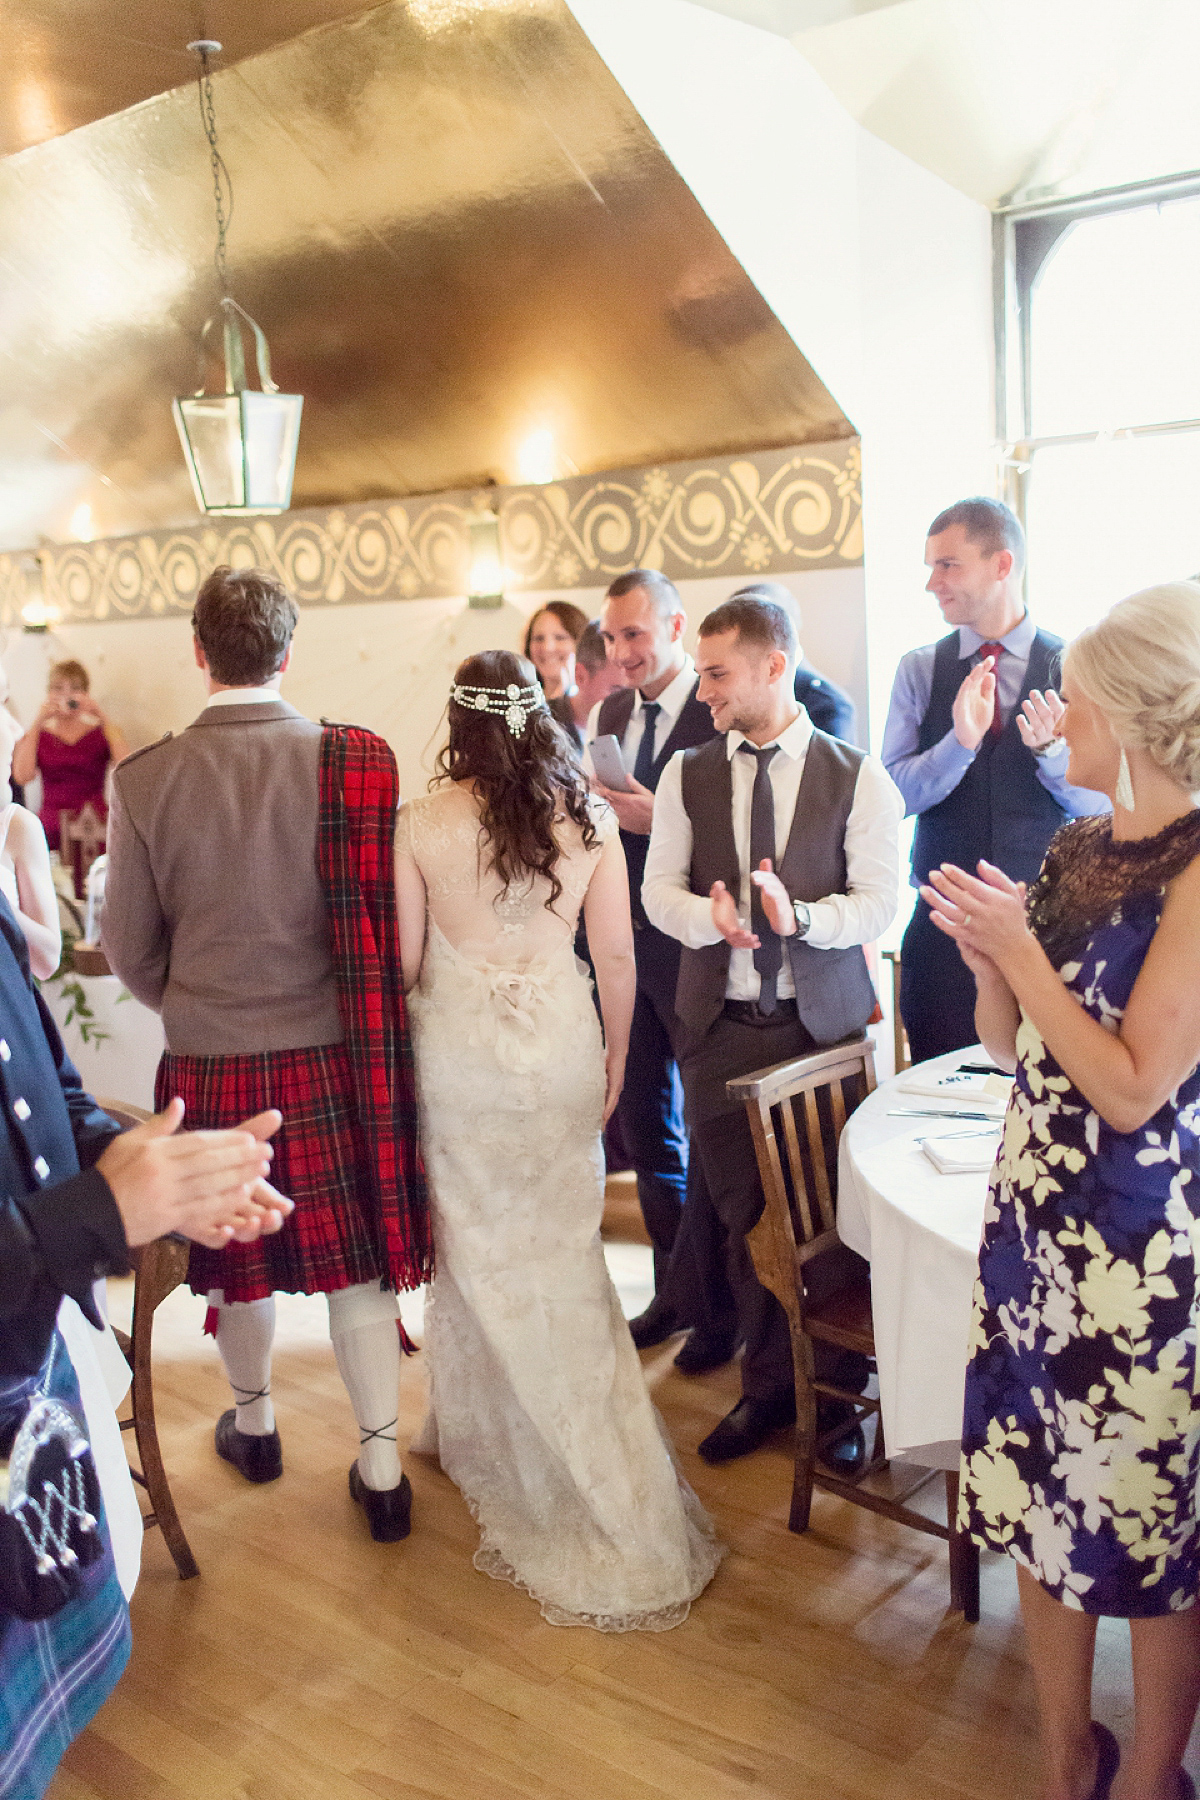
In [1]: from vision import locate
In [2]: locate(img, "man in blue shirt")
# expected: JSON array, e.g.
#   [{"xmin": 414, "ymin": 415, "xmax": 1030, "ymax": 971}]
[{"xmin": 882, "ymin": 498, "xmax": 1108, "ymax": 1063}]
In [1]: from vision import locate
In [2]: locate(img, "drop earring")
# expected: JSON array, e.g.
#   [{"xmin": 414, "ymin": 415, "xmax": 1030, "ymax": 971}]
[{"xmin": 1116, "ymin": 745, "xmax": 1135, "ymax": 811}]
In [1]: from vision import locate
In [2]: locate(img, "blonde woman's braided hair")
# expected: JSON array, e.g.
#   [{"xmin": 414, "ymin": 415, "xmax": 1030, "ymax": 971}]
[{"xmin": 1065, "ymin": 581, "xmax": 1200, "ymax": 792}]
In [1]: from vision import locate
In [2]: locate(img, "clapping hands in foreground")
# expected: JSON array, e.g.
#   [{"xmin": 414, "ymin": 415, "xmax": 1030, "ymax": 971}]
[
  {"xmin": 97, "ymin": 1098, "xmax": 293, "ymax": 1251},
  {"xmin": 709, "ymin": 860, "xmax": 797, "ymax": 946}
]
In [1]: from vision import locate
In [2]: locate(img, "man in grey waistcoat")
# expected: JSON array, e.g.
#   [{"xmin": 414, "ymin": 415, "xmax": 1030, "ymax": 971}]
[{"xmin": 643, "ymin": 595, "xmax": 903, "ymax": 1464}]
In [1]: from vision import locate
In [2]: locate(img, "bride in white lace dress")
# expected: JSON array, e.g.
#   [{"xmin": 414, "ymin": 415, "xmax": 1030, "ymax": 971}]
[{"xmin": 394, "ymin": 650, "xmax": 722, "ymax": 1631}]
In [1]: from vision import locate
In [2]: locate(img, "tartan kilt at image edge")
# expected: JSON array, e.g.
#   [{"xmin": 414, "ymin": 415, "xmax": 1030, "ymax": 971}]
[
  {"xmin": 0, "ymin": 1341, "xmax": 131, "ymax": 1800},
  {"xmin": 157, "ymin": 1043, "xmax": 405, "ymax": 1303}
]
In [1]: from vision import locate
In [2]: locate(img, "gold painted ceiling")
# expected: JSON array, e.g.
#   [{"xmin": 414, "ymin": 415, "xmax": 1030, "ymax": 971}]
[
  {"xmin": 0, "ymin": 1, "xmax": 384, "ymax": 155},
  {"xmin": 0, "ymin": 0, "xmax": 852, "ymax": 553}
]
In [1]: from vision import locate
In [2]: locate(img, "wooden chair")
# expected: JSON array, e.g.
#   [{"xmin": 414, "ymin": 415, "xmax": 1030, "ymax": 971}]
[
  {"xmin": 59, "ymin": 801, "xmax": 106, "ymax": 901},
  {"xmin": 99, "ymin": 1097, "xmax": 200, "ymax": 1581},
  {"xmin": 880, "ymin": 948, "xmax": 911, "ymax": 1072},
  {"xmin": 727, "ymin": 1040, "xmax": 980, "ymax": 1621}
]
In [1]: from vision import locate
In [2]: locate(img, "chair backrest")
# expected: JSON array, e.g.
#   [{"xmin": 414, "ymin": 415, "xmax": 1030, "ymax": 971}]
[
  {"xmin": 880, "ymin": 948, "xmax": 911, "ymax": 1073},
  {"xmin": 95, "ymin": 1096, "xmax": 151, "ymax": 1132},
  {"xmin": 727, "ymin": 1039, "xmax": 876, "ymax": 1272},
  {"xmin": 60, "ymin": 802, "xmax": 107, "ymax": 901}
]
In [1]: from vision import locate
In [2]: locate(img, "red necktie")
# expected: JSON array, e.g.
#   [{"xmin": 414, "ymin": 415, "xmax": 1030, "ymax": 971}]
[{"xmin": 977, "ymin": 642, "xmax": 1005, "ymax": 737}]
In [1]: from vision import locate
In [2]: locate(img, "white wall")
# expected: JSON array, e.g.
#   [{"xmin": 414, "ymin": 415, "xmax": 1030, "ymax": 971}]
[
  {"xmin": 570, "ymin": 0, "xmax": 996, "ymax": 744},
  {"xmin": 1, "ymin": 564, "xmax": 863, "ymax": 803}
]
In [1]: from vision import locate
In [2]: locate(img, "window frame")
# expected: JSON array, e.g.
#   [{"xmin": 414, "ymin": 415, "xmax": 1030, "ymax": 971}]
[{"xmin": 994, "ymin": 170, "xmax": 1200, "ymax": 527}]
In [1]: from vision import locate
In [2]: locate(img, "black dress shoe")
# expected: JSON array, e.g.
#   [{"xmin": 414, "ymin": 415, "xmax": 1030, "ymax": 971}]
[
  {"xmin": 818, "ymin": 1425, "xmax": 867, "ymax": 1476},
  {"xmin": 215, "ymin": 1409, "xmax": 283, "ymax": 1483},
  {"xmin": 627, "ymin": 1298, "xmax": 681, "ymax": 1350},
  {"xmin": 349, "ymin": 1462, "xmax": 412, "ymax": 1542},
  {"xmin": 698, "ymin": 1391, "xmax": 796, "ymax": 1465},
  {"xmin": 673, "ymin": 1328, "xmax": 737, "ymax": 1375}
]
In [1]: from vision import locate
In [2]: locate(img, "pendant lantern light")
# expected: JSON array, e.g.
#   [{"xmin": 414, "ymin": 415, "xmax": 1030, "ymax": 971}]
[{"xmin": 173, "ymin": 41, "xmax": 303, "ymax": 516}]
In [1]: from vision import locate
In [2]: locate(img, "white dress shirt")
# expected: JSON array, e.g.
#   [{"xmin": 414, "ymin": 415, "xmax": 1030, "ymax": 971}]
[
  {"xmin": 205, "ymin": 685, "xmax": 285, "ymax": 708},
  {"xmin": 643, "ymin": 709, "xmax": 903, "ymax": 1003},
  {"xmin": 584, "ymin": 656, "xmax": 697, "ymax": 777}
]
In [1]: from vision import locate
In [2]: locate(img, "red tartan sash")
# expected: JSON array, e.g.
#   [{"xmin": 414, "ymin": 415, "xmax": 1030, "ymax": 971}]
[{"xmin": 318, "ymin": 725, "xmax": 432, "ymax": 1290}]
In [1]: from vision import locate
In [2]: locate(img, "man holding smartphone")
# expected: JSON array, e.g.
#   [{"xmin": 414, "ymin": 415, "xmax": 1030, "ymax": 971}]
[{"xmin": 587, "ymin": 570, "xmax": 718, "ymax": 1355}]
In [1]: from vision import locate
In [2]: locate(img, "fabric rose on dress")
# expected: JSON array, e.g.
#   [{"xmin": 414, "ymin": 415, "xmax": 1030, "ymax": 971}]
[{"xmin": 464, "ymin": 958, "xmax": 559, "ymax": 1074}]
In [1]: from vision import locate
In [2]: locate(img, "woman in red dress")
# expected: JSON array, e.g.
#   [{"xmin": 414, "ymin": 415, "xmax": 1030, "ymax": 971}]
[{"xmin": 12, "ymin": 659, "xmax": 128, "ymax": 851}]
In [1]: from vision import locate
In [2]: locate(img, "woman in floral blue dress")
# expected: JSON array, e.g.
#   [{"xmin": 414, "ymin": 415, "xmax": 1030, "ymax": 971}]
[{"xmin": 924, "ymin": 583, "xmax": 1200, "ymax": 1800}]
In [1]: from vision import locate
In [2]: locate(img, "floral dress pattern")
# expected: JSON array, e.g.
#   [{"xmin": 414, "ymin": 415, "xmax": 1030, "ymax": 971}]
[{"xmin": 959, "ymin": 812, "xmax": 1200, "ymax": 1616}]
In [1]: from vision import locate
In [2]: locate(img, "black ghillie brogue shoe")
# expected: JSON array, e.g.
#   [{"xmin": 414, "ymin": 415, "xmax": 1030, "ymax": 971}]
[
  {"xmin": 349, "ymin": 1463, "xmax": 412, "ymax": 1542},
  {"xmin": 214, "ymin": 1409, "xmax": 283, "ymax": 1483}
]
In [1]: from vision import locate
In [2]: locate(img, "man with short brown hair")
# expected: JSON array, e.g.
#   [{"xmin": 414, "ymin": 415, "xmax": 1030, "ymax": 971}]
[
  {"xmin": 103, "ymin": 566, "xmax": 431, "ymax": 1542},
  {"xmin": 588, "ymin": 569, "xmax": 718, "ymax": 1356},
  {"xmin": 882, "ymin": 499, "xmax": 1107, "ymax": 1062},
  {"xmin": 644, "ymin": 594, "xmax": 902, "ymax": 1463},
  {"xmin": 191, "ymin": 566, "xmax": 299, "ymax": 686}
]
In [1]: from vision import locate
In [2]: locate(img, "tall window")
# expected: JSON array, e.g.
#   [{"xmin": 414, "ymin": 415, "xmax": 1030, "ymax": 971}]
[{"xmin": 1014, "ymin": 190, "xmax": 1200, "ymax": 638}]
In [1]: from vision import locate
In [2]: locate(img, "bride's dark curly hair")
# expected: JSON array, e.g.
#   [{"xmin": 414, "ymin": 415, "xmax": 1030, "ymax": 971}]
[{"xmin": 434, "ymin": 649, "xmax": 597, "ymax": 912}]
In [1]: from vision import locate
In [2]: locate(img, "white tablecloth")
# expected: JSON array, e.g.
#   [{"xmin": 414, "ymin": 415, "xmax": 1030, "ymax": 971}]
[{"xmin": 837, "ymin": 1047, "xmax": 1001, "ymax": 1470}]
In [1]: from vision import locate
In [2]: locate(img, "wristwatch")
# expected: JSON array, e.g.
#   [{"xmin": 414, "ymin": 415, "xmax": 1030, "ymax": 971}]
[
  {"xmin": 792, "ymin": 901, "xmax": 812, "ymax": 939},
  {"xmin": 1031, "ymin": 737, "xmax": 1065, "ymax": 760}
]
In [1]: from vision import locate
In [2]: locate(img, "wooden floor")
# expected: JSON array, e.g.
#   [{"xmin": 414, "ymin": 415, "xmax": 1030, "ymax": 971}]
[{"xmin": 52, "ymin": 1180, "xmax": 1194, "ymax": 1800}]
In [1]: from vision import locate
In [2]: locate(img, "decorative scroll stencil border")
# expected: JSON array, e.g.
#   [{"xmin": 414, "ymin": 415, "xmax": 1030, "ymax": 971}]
[{"xmin": 0, "ymin": 438, "xmax": 861, "ymax": 626}]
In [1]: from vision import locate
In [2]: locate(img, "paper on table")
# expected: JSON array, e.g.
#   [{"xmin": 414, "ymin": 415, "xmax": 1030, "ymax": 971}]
[
  {"xmin": 900, "ymin": 1068, "xmax": 1012, "ymax": 1111},
  {"xmin": 920, "ymin": 1130, "xmax": 1002, "ymax": 1174}
]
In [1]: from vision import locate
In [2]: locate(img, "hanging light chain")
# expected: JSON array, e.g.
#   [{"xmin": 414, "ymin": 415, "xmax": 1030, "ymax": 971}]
[{"xmin": 191, "ymin": 42, "xmax": 234, "ymax": 300}]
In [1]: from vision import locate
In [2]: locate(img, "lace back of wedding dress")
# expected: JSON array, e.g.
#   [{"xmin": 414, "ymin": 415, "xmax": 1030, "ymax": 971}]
[{"xmin": 398, "ymin": 784, "xmax": 724, "ymax": 1630}]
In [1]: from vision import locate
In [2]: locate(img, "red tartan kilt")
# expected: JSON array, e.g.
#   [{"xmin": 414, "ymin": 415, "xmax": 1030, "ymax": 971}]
[{"xmin": 156, "ymin": 1043, "xmax": 395, "ymax": 1303}]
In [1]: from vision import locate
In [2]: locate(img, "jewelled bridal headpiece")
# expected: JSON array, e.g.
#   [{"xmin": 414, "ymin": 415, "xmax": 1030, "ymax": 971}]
[{"xmin": 449, "ymin": 678, "xmax": 548, "ymax": 738}]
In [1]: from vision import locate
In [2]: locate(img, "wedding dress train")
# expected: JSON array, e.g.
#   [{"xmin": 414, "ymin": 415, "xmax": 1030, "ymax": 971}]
[{"xmin": 398, "ymin": 787, "xmax": 722, "ymax": 1629}]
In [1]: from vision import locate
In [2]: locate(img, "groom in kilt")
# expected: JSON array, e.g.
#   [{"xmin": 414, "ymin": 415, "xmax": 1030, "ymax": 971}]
[{"xmin": 103, "ymin": 566, "xmax": 432, "ymax": 1542}]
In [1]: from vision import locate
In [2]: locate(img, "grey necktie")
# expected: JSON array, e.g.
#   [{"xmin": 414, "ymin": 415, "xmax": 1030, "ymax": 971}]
[
  {"xmin": 633, "ymin": 701, "xmax": 661, "ymax": 789},
  {"xmin": 738, "ymin": 742, "xmax": 780, "ymax": 1014}
]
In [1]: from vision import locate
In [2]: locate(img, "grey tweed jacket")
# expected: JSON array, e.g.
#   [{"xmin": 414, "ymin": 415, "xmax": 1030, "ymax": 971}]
[{"xmin": 102, "ymin": 698, "xmax": 344, "ymax": 1057}]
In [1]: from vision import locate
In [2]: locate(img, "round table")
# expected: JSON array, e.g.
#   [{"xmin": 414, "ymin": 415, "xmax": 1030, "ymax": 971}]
[{"xmin": 836, "ymin": 1046, "xmax": 1007, "ymax": 1470}]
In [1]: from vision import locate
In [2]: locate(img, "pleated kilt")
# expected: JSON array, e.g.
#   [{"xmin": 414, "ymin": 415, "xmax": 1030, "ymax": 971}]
[
  {"xmin": 156, "ymin": 1042, "xmax": 394, "ymax": 1303},
  {"xmin": 0, "ymin": 1338, "xmax": 131, "ymax": 1800}
]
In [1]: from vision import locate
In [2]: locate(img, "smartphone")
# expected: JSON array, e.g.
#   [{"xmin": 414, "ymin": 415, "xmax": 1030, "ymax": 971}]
[
  {"xmin": 65, "ymin": 697, "xmax": 80, "ymax": 712},
  {"xmin": 589, "ymin": 733, "xmax": 634, "ymax": 793}
]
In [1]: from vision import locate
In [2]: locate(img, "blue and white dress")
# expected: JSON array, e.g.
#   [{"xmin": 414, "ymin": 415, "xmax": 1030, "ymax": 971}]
[{"xmin": 960, "ymin": 812, "xmax": 1200, "ymax": 1617}]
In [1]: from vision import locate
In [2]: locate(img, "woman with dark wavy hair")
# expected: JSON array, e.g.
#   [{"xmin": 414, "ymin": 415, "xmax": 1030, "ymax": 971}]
[{"xmin": 395, "ymin": 649, "xmax": 722, "ymax": 1630}]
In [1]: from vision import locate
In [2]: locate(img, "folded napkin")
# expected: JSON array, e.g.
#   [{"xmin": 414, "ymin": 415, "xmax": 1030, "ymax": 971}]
[
  {"xmin": 900, "ymin": 1068, "xmax": 1012, "ymax": 1111},
  {"xmin": 920, "ymin": 1129, "xmax": 1002, "ymax": 1174}
]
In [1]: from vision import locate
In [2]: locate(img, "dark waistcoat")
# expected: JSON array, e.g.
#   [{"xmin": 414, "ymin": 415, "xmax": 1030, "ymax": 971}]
[
  {"xmin": 674, "ymin": 732, "xmax": 877, "ymax": 1048},
  {"xmin": 911, "ymin": 629, "xmax": 1068, "ymax": 889},
  {"xmin": 597, "ymin": 682, "xmax": 718, "ymax": 929}
]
